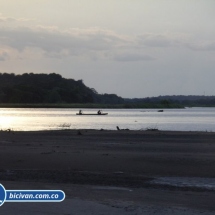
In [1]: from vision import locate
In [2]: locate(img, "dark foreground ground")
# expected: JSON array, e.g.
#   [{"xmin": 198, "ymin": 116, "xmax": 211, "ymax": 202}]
[{"xmin": 0, "ymin": 129, "xmax": 215, "ymax": 214}]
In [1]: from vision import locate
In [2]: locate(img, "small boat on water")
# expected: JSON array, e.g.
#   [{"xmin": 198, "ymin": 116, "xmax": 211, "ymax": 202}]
[
  {"xmin": 76, "ymin": 113, "xmax": 108, "ymax": 115},
  {"xmin": 76, "ymin": 110, "xmax": 108, "ymax": 115}
]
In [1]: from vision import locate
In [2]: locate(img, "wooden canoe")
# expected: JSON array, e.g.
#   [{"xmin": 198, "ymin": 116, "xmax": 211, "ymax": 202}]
[{"xmin": 76, "ymin": 113, "xmax": 108, "ymax": 115}]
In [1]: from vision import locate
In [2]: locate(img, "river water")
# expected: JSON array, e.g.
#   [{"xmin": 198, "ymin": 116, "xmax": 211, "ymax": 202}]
[{"xmin": 0, "ymin": 107, "xmax": 214, "ymax": 131}]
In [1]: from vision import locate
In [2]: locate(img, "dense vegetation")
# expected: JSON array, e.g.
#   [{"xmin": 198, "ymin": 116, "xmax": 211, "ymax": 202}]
[
  {"xmin": 1, "ymin": 72, "xmax": 213, "ymax": 108},
  {"xmin": 0, "ymin": 73, "xmax": 124, "ymax": 104},
  {"xmin": 125, "ymin": 95, "xmax": 215, "ymax": 107}
]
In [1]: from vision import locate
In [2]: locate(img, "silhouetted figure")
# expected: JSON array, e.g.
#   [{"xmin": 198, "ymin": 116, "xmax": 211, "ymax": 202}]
[
  {"xmin": 79, "ymin": 110, "xmax": 82, "ymax": 115},
  {"xmin": 116, "ymin": 126, "xmax": 120, "ymax": 131},
  {"xmin": 98, "ymin": 110, "xmax": 101, "ymax": 115}
]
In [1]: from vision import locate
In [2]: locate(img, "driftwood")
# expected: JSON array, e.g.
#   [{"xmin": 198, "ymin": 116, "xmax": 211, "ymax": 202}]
[
  {"xmin": 116, "ymin": 126, "xmax": 129, "ymax": 131},
  {"xmin": 77, "ymin": 130, "xmax": 82, "ymax": 135}
]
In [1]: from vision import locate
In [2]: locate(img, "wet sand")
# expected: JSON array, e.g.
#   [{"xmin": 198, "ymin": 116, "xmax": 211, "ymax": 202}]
[{"xmin": 1, "ymin": 129, "xmax": 215, "ymax": 214}]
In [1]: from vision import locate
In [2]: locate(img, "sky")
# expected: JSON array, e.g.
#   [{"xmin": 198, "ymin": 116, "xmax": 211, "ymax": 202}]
[{"xmin": 0, "ymin": 0, "xmax": 215, "ymax": 98}]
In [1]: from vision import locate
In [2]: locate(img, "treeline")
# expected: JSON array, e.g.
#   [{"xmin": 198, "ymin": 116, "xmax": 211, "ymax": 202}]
[
  {"xmin": 1, "ymin": 73, "xmax": 213, "ymax": 107},
  {"xmin": 0, "ymin": 73, "xmax": 124, "ymax": 104},
  {"xmin": 125, "ymin": 95, "xmax": 215, "ymax": 107}
]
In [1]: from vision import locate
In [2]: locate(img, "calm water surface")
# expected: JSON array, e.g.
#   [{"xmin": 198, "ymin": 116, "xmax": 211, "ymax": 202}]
[{"xmin": 0, "ymin": 107, "xmax": 214, "ymax": 131}]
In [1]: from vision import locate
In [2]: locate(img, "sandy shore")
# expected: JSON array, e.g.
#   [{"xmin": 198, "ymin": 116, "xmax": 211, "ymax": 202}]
[{"xmin": 1, "ymin": 129, "xmax": 215, "ymax": 214}]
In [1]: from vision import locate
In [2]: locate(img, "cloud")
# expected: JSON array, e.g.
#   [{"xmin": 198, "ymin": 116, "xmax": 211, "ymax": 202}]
[
  {"xmin": 0, "ymin": 21, "xmax": 214, "ymax": 64},
  {"xmin": 137, "ymin": 33, "xmax": 215, "ymax": 53},
  {"xmin": 0, "ymin": 17, "xmax": 16, "ymax": 22},
  {"xmin": 138, "ymin": 34, "xmax": 173, "ymax": 47},
  {"xmin": 0, "ymin": 26, "xmax": 125, "ymax": 51},
  {"xmin": 137, "ymin": 33, "xmax": 188, "ymax": 48},
  {"xmin": 0, "ymin": 51, "xmax": 8, "ymax": 61},
  {"xmin": 186, "ymin": 41, "xmax": 215, "ymax": 51},
  {"xmin": 0, "ymin": 25, "xmax": 136, "ymax": 61},
  {"xmin": 113, "ymin": 52, "xmax": 155, "ymax": 62},
  {"xmin": 0, "ymin": 14, "xmax": 32, "ymax": 23}
]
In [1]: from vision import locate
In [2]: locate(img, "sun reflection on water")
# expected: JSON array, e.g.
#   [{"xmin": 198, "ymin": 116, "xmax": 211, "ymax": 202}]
[
  {"xmin": 0, "ymin": 116, "xmax": 14, "ymax": 130},
  {"xmin": 0, "ymin": 107, "xmax": 214, "ymax": 131}
]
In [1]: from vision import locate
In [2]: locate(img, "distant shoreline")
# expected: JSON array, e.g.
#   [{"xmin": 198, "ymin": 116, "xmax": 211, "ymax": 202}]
[{"xmin": 0, "ymin": 103, "xmax": 184, "ymax": 109}]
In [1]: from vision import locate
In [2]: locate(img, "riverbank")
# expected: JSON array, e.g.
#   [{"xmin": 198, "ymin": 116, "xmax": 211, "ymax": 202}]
[
  {"xmin": 0, "ymin": 103, "xmax": 184, "ymax": 109},
  {"xmin": 1, "ymin": 129, "xmax": 215, "ymax": 214}
]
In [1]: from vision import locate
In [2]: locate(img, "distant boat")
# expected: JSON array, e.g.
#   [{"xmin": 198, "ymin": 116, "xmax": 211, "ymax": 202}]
[
  {"xmin": 76, "ymin": 113, "xmax": 108, "ymax": 115},
  {"xmin": 77, "ymin": 110, "xmax": 108, "ymax": 115},
  {"xmin": 158, "ymin": 110, "xmax": 164, "ymax": 112}
]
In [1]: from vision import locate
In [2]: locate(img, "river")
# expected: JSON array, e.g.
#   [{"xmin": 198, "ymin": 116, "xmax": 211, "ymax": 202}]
[{"xmin": 0, "ymin": 107, "xmax": 214, "ymax": 131}]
